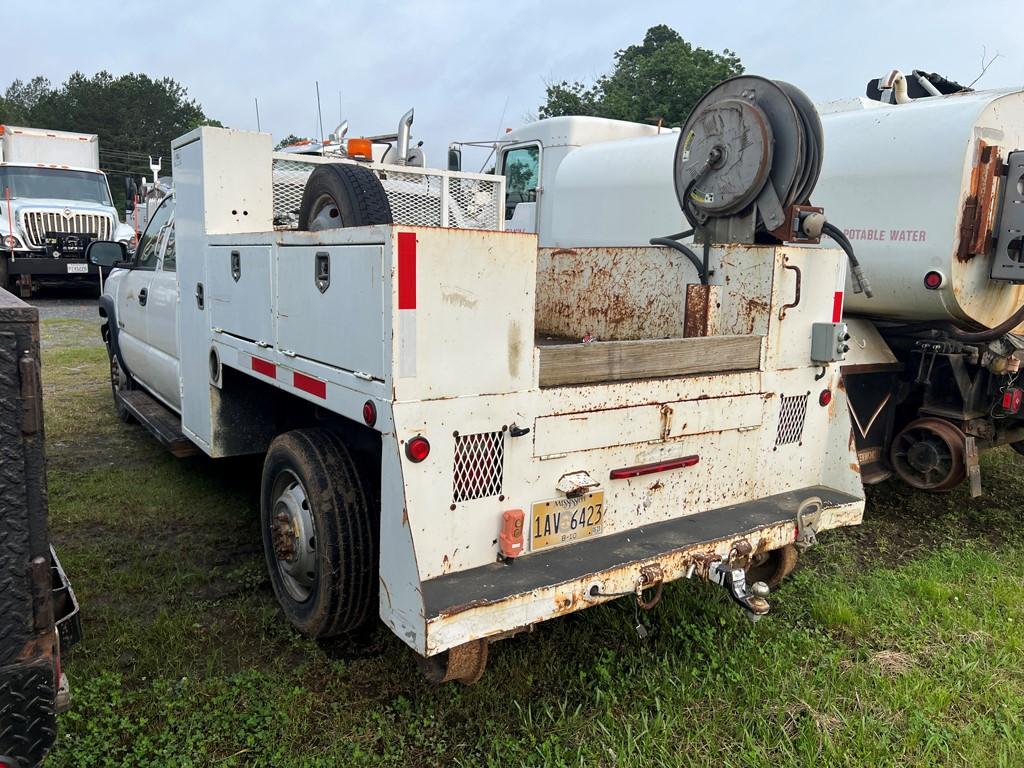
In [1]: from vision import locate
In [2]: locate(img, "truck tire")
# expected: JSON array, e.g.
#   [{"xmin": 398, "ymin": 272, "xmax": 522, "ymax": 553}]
[
  {"xmin": 106, "ymin": 344, "xmax": 135, "ymax": 424},
  {"xmin": 297, "ymin": 164, "xmax": 393, "ymax": 231},
  {"xmin": 260, "ymin": 428, "xmax": 378, "ymax": 638}
]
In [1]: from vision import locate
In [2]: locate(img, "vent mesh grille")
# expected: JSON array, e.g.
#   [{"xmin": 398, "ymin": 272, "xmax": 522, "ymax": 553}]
[
  {"xmin": 453, "ymin": 431, "xmax": 505, "ymax": 503},
  {"xmin": 775, "ymin": 394, "xmax": 809, "ymax": 446}
]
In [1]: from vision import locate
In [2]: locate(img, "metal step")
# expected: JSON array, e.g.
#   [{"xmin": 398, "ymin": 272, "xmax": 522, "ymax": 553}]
[{"xmin": 117, "ymin": 389, "xmax": 199, "ymax": 457}]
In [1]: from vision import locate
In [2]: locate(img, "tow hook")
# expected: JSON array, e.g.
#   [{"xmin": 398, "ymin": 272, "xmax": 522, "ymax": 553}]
[
  {"xmin": 708, "ymin": 561, "xmax": 770, "ymax": 620},
  {"xmin": 795, "ymin": 496, "xmax": 823, "ymax": 553}
]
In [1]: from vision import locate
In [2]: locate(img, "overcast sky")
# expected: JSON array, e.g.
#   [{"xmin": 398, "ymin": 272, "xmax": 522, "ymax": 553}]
[{"xmin": 7, "ymin": 0, "xmax": 1024, "ymax": 169}]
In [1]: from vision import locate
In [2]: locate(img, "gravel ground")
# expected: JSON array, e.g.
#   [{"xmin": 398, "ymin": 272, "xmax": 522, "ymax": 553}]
[{"xmin": 27, "ymin": 286, "xmax": 104, "ymax": 348}]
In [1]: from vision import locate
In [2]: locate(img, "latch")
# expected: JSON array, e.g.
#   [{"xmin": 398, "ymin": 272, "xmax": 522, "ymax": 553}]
[
  {"xmin": 231, "ymin": 250, "xmax": 241, "ymax": 282},
  {"xmin": 18, "ymin": 352, "xmax": 41, "ymax": 435},
  {"xmin": 195, "ymin": 282, "xmax": 205, "ymax": 310},
  {"xmin": 794, "ymin": 496, "xmax": 822, "ymax": 552},
  {"xmin": 315, "ymin": 251, "xmax": 330, "ymax": 293}
]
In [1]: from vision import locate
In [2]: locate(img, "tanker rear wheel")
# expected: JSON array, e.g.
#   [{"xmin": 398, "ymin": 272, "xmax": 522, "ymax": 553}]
[{"xmin": 890, "ymin": 418, "xmax": 966, "ymax": 492}]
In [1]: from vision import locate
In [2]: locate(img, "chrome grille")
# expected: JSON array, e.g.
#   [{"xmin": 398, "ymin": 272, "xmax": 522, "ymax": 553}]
[
  {"xmin": 271, "ymin": 154, "xmax": 504, "ymax": 232},
  {"xmin": 775, "ymin": 394, "xmax": 809, "ymax": 446},
  {"xmin": 19, "ymin": 209, "xmax": 113, "ymax": 249},
  {"xmin": 453, "ymin": 431, "xmax": 505, "ymax": 503}
]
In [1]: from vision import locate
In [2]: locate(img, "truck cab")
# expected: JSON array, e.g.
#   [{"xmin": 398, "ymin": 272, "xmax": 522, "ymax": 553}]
[
  {"xmin": 0, "ymin": 125, "xmax": 136, "ymax": 295},
  {"xmin": 101, "ymin": 194, "xmax": 180, "ymax": 412}
]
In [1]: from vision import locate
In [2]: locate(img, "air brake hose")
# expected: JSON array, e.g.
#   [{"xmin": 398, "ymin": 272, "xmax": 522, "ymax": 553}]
[{"xmin": 822, "ymin": 222, "xmax": 873, "ymax": 298}]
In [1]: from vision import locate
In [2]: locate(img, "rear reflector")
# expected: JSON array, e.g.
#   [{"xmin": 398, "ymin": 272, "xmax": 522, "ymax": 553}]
[
  {"xmin": 609, "ymin": 455, "xmax": 699, "ymax": 479},
  {"xmin": 406, "ymin": 435, "xmax": 430, "ymax": 462}
]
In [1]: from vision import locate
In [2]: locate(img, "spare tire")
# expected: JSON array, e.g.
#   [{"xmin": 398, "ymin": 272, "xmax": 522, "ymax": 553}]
[{"xmin": 297, "ymin": 163, "xmax": 393, "ymax": 231}]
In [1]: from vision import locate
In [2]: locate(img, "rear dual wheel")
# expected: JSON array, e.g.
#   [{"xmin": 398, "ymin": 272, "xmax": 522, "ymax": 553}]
[{"xmin": 260, "ymin": 429, "xmax": 378, "ymax": 638}]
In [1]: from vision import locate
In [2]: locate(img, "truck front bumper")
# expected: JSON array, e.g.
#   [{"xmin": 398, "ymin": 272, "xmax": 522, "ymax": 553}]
[
  {"xmin": 5, "ymin": 254, "xmax": 102, "ymax": 277},
  {"xmin": 419, "ymin": 485, "xmax": 862, "ymax": 654}
]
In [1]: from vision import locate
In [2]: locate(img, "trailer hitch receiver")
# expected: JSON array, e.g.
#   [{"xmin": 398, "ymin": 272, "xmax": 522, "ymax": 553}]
[{"xmin": 708, "ymin": 561, "xmax": 770, "ymax": 620}]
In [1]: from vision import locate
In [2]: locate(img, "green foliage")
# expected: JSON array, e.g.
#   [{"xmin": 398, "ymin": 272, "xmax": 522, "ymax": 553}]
[
  {"xmin": 0, "ymin": 71, "xmax": 219, "ymax": 208},
  {"xmin": 539, "ymin": 24, "xmax": 744, "ymax": 126},
  {"xmin": 39, "ymin": 318, "xmax": 1024, "ymax": 767}
]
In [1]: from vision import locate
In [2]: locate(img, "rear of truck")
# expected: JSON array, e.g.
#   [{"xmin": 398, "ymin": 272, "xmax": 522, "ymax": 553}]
[{"xmin": 162, "ymin": 125, "xmax": 862, "ymax": 681}]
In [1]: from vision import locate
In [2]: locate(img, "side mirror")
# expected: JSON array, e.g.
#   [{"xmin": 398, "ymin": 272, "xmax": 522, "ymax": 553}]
[
  {"xmin": 447, "ymin": 147, "xmax": 462, "ymax": 172},
  {"xmin": 86, "ymin": 240, "xmax": 128, "ymax": 268}
]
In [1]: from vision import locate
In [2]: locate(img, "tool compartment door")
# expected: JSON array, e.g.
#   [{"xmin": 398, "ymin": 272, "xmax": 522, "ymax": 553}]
[
  {"xmin": 208, "ymin": 245, "xmax": 274, "ymax": 343},
  {"xmin": 275, "ymin": 243, "xmax": 386, "ymax": 378}
]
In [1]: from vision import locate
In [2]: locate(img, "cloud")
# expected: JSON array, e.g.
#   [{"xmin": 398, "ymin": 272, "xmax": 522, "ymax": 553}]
[{"xmin": 5, "ymin": 0, "xmax": 1021, "ymax": 165}]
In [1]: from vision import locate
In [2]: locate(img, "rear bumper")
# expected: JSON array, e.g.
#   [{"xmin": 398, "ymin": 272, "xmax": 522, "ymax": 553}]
[{"xmin": 421, "ymin": 485, "xmax": 862, "ymax": 654}]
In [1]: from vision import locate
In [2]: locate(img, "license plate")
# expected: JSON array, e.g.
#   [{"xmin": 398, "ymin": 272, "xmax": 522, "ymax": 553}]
[
  {"xmin": 66, "ymin": 263, "xmax": 89, "ymax": 274},
  {"xmin": 531, "ymin": 491, "xmax": 605, "ymax": 551}
]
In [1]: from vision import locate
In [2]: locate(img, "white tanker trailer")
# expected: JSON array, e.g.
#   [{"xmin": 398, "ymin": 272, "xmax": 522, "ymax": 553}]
[{"xmin": 490, "ymin": 74, "xmax": 1024, "ymax": 494}]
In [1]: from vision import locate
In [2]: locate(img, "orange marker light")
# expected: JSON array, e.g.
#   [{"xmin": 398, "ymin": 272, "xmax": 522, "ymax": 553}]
[
  {"xmin": 499, "ymin": 509, "xmax": 525, "ymax": 560},
  {"xmin": 347, "ymin": 138, "xmax": 373, "ymax": 160}
]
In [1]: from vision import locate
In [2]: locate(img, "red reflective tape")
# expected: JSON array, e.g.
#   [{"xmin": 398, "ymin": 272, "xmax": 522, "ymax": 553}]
[
  {"xmin": 832, "ymin": 291, "xmax": 844, "ymax": 323},
  {"xmin": 251, "ymin": 356, "xmax": 276, "ymax": 378},
  {"xmin": 293, "ymin": 371, "xmax": 326, "ymax": 399},
  {"xmin": 609, "ymin": 455, "xmax": 699, "ymax": 480},
  {"xmin": 397, "ymin": 231, "xmax": 416, "ymax": 310}
]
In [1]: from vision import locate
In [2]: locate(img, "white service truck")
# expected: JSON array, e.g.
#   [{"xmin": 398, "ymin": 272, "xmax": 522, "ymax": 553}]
[
  {"xmin": 87, "ymin": 79, "xmax": 864, "ymax": 682},
  {"xmin": 488, "ymin": 73, "xmax": 1024, "ymax": 497},
  {"xmin": 0, "ymin": 125, "xmax": 135, "ymax": 295}
]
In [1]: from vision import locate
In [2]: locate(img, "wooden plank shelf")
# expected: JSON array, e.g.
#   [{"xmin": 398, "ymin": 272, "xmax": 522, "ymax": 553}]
[{"xmin": 537, "ymin": 334, "xmax": 762, "ymax": 388}]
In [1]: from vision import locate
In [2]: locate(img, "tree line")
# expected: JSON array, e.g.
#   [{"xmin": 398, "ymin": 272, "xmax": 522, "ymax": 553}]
[{"xmin": 0, "ymin": 72, "xmax": 220, "ymax": 208}]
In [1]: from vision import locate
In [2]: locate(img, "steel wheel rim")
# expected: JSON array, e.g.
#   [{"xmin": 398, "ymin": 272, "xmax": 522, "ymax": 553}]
[
  {"xmin": 270, "ymin": 469, "xmax": 318, "ymax": 602},
  {"xmin": 308, "ymin": 193, "xmax": 344, "ymax": 231},
  {"xmin": 890, "ymin": 419, "xmax": 965, "ymax": 490}
]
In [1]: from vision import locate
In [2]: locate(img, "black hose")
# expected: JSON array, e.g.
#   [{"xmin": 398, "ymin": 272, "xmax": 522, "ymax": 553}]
[
  {"xmin": 650, "ymin": 237, "xmax": 708, "ymax": 285},
  {"xmin": 945, "ymin": 303, "xmax": 1024, "ymax": 342},
  {"xmin": 823, "ymin": 222, "xmax": 873, "ymax": 298}
]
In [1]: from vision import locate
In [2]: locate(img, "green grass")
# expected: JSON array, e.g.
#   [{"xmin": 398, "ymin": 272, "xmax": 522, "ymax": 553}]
[{"xmin": 41, "ymin": 317, "xmax": 1024, "ymax": 767}]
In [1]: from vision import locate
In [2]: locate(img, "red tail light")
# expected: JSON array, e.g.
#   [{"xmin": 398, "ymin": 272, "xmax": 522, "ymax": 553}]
[
  {"xmin": 609, "ymin": 455, "xmax": 699, "ymax": 479},
  {"xmin": 406, "ymin": 435, "xmax": 430, "ymax": 462},
  {"xmin": 819, "ymin": 389, "xmax": 832, "ymax": 407},
  {"xmin": 362, "ymin": 400, "xmax": 377, "ymax": 427}
]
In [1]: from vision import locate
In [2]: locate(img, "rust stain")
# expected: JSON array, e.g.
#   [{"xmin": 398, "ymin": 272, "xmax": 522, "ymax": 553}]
[
  {"xmin": 508, "ymin": 320, "xmax": 522, "ymax": 378},
  {"xmin": 956, "ymin": 141, "xmax": 1001, "ymax": 262}
]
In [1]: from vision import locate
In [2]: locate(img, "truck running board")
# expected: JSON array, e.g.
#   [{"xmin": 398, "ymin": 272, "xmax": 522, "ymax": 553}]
[{"xmin": 116, "ymin": 390, "xmax": 199, "ymax": 457}]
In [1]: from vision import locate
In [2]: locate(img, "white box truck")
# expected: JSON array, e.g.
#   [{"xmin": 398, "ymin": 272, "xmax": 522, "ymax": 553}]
[
  {"xmin": 85, "ymin": 80, "xmax": 864, "ymax": 682},
  {"xmin": 0, "ymin": 125, "xmax": 135, "ymax": 295}
]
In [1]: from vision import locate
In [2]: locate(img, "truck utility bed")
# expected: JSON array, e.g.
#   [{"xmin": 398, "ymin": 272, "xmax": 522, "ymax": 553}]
[{"xmin": 124, "ymin": 126, "xmax": 866, "ymax": 663}]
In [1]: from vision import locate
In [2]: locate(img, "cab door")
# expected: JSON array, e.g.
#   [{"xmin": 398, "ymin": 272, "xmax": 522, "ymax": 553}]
[
  {"xmin": 115, "ymin": 197, "xmax": 172, "ymax": 405},
  {"xmin": 146, "ymin": 202, "xmax": 180, "ymax": 411}
]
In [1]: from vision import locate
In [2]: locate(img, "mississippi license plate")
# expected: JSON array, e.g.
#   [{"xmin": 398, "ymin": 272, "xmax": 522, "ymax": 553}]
[
  {"xmin": 531, "ymin": 491, "xmax": 605, "ymax": 551},
  {"xmin": 66, "ymin": 263, "xmax": 89, "ymax": 274}
]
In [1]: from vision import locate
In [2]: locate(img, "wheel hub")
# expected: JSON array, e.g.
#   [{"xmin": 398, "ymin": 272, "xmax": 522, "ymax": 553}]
[
  {"xmin": 270, "ymin": 473, "xmax": 317, "ymax": 602},
  {"xmin": 309, "ymin": 193, "xmax": 343, "ymax": 231},
  {"xmin": 907, "ymin": 440, "xmax": 942, "ymax": 473},
  {"xmin": 890, "ymin": 418, "xmax": 966, "ymax": 491}
]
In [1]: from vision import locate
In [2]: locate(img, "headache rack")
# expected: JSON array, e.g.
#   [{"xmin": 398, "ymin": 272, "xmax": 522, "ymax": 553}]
[{"xmin": 271, "ymin": 153, "xmax": 505, "ymax": 232}]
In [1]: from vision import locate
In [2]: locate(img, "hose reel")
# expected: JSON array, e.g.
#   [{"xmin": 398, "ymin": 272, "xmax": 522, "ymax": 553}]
[{"xmin": 673, "ymin": 75, "xmax": 825, "ymax": 245}]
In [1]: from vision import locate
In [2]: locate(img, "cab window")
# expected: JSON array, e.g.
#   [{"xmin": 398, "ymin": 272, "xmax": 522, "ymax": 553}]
[
  {"xmin": 501, "ymin": 145, "xmax": 539, "ymax": 220},
  {"xmin": 133, "ymin": 198, "xmax": 172, "ymax": 271},
  {"xmin": 159, "ymin": 221, "xmax": 176, "ymax": 273}
]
